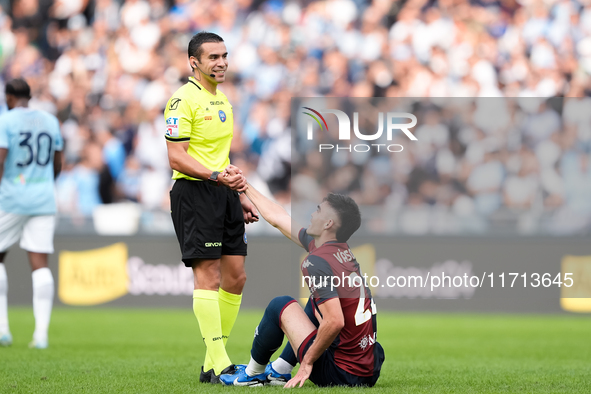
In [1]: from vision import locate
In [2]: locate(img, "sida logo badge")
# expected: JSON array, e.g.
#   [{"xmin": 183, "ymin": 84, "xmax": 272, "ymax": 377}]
[{"xmin": 302, "ymin": 107, "xmax": 417, "ymax": 153}]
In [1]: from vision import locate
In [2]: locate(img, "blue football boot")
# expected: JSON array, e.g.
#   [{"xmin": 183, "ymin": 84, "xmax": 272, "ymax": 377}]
[
  {"xmin": 264, "ymin": 363, "xmax": 291, "ymax": 386},
  {"xmin": 219, "ymin": 367, "xmax": 266, "ymax": 387}
]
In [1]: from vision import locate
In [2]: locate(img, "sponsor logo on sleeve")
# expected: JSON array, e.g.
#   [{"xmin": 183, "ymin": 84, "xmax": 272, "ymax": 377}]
[{"xmin": 165, "ymin": 117, "xmax": 179, "ymax": 137}]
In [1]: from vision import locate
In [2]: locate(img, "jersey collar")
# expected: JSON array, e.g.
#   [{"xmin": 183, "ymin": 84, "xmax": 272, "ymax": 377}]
[
  {"xmin": 188, "ymin": 76, "xmax": 219, "ymax": 97},
  {"xmin": 188, "ymin": 76, "xmax": 202, "ymax": 90}
]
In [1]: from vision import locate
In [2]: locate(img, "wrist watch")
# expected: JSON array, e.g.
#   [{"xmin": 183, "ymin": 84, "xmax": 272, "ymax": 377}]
[{"xmin": 208, "ymin": 171, "xmax": 220, "ymax": 186}]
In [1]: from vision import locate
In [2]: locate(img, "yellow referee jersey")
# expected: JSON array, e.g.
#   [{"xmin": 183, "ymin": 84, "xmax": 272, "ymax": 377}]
[{"xmin": 164, "ymin": 76, "xmax": 233, "ymax": 181}]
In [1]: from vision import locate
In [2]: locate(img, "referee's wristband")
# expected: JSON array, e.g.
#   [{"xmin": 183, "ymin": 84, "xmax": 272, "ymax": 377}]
[{"xmin": 237, "ymin": 191, "xmax": 243, "ymax": 195}]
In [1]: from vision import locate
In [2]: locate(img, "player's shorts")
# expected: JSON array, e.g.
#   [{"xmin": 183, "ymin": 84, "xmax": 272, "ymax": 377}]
[
  {"xmin": 170, "ymin": 179, "xmax": 247, "ymax": 266},
  {"xmin": 297, "ymin": 332, "xmax": 385, "ymax": 387},
  {"xmin": 0, "ymin": 211, "xmax": 56, "ymax": 254}
]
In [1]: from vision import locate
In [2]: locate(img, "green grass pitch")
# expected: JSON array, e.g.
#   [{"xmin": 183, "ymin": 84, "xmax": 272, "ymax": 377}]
[{"xmin": 1, "ymin": 308, "xmax": 590, "ymax": 393}]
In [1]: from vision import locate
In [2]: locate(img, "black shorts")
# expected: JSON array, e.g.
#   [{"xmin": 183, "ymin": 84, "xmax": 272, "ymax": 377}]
[
  {"xmin": 170, "ymin": 179, "xmax": 247, "ymax": 266},
  {"xmin": 297, "ymin": 332, "xmax": 385, "ymax": 387}
]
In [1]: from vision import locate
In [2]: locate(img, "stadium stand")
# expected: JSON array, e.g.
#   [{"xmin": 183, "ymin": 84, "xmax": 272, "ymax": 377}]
[{"xmin": 1, "ymin": 0, "xmax": 590, "ymax": 235}]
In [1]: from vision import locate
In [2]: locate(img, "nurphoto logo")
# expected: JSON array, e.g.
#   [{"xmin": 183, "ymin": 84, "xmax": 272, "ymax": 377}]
[{"xmin": 302, "ymin": 107, "xmax": 418, "ymax": 153}]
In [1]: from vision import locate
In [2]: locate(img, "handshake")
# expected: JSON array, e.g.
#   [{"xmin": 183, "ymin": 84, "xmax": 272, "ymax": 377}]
[
  {"xmin": 218, "ymin": 164, "xmax": 247, "ymax": 192},
  {"xmin": 217, "ymin": 164, "xmax": 259, "ymax": 223}
]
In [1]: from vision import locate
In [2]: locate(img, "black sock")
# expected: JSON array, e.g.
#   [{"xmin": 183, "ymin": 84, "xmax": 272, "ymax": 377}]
[{"xmin": 251, "ymin": 296, "xmax": 297, "ymax": 364}]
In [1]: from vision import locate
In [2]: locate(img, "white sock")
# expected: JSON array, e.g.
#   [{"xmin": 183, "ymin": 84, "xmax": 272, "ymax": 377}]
[
  {"xmin": 272, "ymin": 357, "xmax": 295, "ymax": 375},
  {"xmin": 0, "ymin": 263, "xmax": 9, "ymax": 334},
  {"xmin": 32, "ymin": 267, "xmax": 54, "ymax": 343},
  {"xmin": 245, "ymin": 356, "xmax": 266, "ymax": 376}
]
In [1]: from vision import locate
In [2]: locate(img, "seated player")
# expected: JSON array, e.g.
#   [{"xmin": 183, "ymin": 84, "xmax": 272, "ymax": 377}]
[{"xmin": 219, "ymin": 183, "xmax": 385, "ymax": 387}]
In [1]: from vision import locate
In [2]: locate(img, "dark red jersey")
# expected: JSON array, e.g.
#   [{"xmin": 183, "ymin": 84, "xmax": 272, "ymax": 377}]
[{"xmin": 299, "ymin": 228, "xmax": 378, "ymax": 377}]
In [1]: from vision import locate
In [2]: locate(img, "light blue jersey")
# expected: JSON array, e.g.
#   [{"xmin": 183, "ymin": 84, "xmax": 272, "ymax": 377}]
[{"xmin": 0, "ymin": 108, "xmax": 63, "ymax": 215}]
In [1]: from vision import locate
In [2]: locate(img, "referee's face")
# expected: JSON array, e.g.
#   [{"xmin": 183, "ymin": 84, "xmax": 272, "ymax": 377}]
[{"xmin": 199, "ymin": 42, "xmax": 229, "ymax": 83}]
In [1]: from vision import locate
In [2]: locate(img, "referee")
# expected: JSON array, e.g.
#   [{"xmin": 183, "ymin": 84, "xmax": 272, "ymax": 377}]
[{"xmin": 164, "ymin": 32, "xmax": 258, "ymax": 384}]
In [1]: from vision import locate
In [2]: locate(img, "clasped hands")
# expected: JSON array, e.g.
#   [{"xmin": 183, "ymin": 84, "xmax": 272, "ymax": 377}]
[
  {"xmin": 219, "ymin": 164, "xmax": 259, "ymax": 224},
  {"xmin": 219, "ymin": 164, "xmax": 247, "ymax": 192}
]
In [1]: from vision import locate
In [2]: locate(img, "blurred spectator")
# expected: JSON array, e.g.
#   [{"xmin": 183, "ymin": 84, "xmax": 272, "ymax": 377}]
[
  {"xmin": 292, "ymin": 96, "xmax": 591, "ymax": 235},
  {"xmin": 0, "ymin": 0, "xmax": 590, "ymax": 235},
  {"xmin": 96, "ymin": 127, "xmax": 126, "ymax": 180},
  {"xmin": 70, "ymin": 142, "xmax": 103, "ymax": 216}
]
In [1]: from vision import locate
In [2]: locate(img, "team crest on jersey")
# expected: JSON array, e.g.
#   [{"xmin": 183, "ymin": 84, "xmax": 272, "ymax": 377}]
[
  {"xmin": 219, "ymin": 110, "xmax": 226, "ymax": 122},
  {"xmin": 358, "ymin": 333, "xmax": 376, "ymax": 350},
  {"xmin": 165, "ymin": 117, "xmax": 179, "ymax": 137}
]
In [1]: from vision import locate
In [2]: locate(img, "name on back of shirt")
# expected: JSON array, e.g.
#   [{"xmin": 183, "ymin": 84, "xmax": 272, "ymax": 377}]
[{"xmin": 334, "ymin": 248, "xmax": 355, "ymax": 264}]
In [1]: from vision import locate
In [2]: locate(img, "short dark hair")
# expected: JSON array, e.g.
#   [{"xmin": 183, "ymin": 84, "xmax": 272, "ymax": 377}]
[
  {"xmin": 5, "ymin": 78, "xmax": 31, "ymax": 99},
  {"xmin": 323, "ymin": 193, "xmax": 361, "ymax": 242},
  {"xmin": 188, "ymin": 31, "xmax": 224, "ymax": 64}
]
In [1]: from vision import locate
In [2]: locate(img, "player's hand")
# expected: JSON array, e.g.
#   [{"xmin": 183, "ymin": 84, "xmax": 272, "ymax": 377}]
[
  {"xmin": 219, "ymin": 171, "xmax": 247, "ymax": 192},
  {"xmin": 284, "ymin": 362, "xmax": 312, "ymax": 388},
  {"xmin": 223, "ymin": 164, "xmax": 243, "ymax": 177},
  {"xmin": 239, "ymin": 193, "xmax": 259, "ymax": 224}
]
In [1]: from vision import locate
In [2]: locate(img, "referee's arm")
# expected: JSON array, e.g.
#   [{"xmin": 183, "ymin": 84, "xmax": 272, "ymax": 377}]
[
  {"xmin": 244, "ymin": 182, "xmax": 303, "ymax": 248},
  {"xmin": 166, "ymin": 140, "xmax": 245, "ymax": 191}
]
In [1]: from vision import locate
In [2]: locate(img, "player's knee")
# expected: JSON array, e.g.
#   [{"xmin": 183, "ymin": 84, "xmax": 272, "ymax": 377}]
[{"xmin": 265, "ymin": 296, "xmax": 296, "ymax": 326}]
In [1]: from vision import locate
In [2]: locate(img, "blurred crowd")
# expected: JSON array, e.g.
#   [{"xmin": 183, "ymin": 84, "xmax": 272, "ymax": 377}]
[
  {"xmin": 0, "ymin": 0, "xmax": 590, "ymax": 234},
  {"xmin": 293, "ymin": 97, "xmax": 591, "ymax": 235}
]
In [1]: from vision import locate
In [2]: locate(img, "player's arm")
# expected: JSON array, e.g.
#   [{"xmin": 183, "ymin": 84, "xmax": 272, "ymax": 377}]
[
  {"xmin": 285, "ymin": 298, "xmax": 344, "ymax": 388},
  {"xmin": 53, "ymin": 150, "xmax": 62, "ymax": 179},
  {"xmin": 243, "ymin": 182, "xmax": 303, "ymax": 247},
  {"xmin": 52, "ymin": 117, "xmax": 64, "ymax": 179},
  {"xmin": 0, "ymin": 148, "xmax": 6, "ymax": 180},
  {"xmin": 0, "ymin": 122, "xmax": 7, "ymax": 180},
  {"xmin": 302, "ymin": 299, "xmax": 344, "ymax": 364}
]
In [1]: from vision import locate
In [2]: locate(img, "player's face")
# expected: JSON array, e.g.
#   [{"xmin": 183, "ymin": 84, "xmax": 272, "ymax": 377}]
[
  {"xmin": 5, "ymin": 94, "xmax": 16, "ymax": 110},
  {"xmin": 307, "ymin": 201, "xmax": 339, "ymax": 237},
  {"xmin": 198, "ymin": 42, "xmax": 228, "ymax": 83}
]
